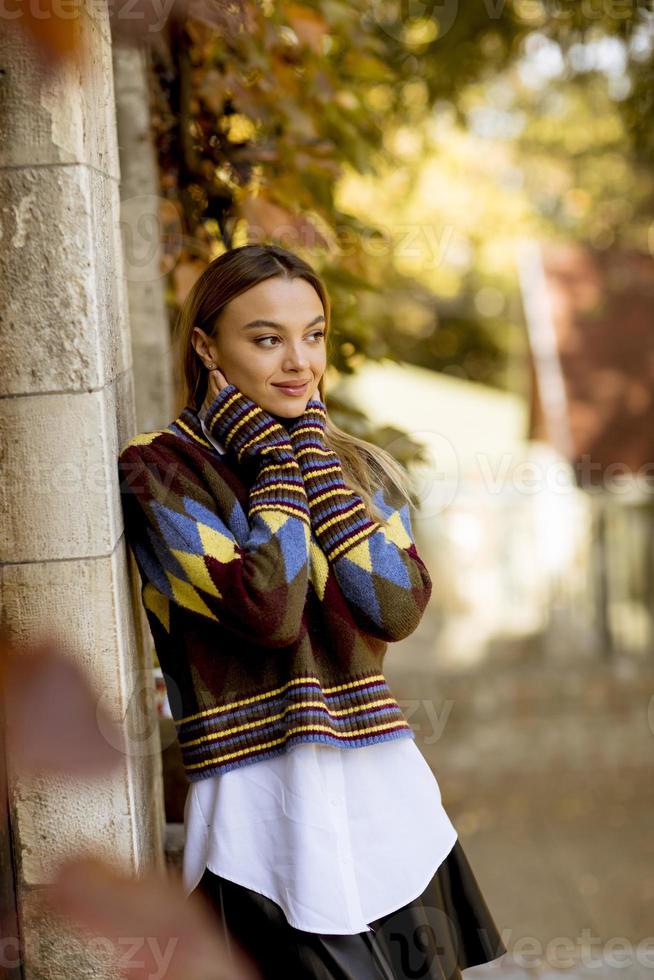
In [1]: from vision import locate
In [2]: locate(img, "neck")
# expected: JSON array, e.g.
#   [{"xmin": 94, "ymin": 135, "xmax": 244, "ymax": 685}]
[
  {"xmin": 196, "ymin": 401, "xmax": 295, "ymax": 431},
  {"xmin": 270, "ymin": 413, "xmax": 295, "ymax": 431}
]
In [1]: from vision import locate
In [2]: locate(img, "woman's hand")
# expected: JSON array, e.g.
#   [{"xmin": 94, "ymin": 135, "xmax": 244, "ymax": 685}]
[
  {"xmin": 202, "ymin": 375, "xmax": 298, "ymax": 467},
  {"xmin": 202, "ymin": 366, "xmax": 230, "ymax": 416},
  {"xmin": 286, "ymin": 396, "xmax": 328, "ymax": 441}
]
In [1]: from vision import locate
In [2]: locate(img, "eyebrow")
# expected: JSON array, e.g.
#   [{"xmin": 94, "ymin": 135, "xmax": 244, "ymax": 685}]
[{"xmin": 240, "ymin": 315, "xmax": 326, "ymax": 331}]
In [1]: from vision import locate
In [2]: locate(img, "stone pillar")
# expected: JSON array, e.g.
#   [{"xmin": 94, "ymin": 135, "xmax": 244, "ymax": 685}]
[
  {"xmin": 112, "ymin": 42, "xmax": 175, "ymax": 433},
  {"xmin": 0, "ymin": 8, "xmax": 165, "ymax": 978}
]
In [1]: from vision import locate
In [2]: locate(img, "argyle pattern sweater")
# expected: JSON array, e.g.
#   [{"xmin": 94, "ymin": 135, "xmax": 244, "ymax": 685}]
[{"xmin": 117, "ymin": 383, "xmax": 433, "ymax": 781}]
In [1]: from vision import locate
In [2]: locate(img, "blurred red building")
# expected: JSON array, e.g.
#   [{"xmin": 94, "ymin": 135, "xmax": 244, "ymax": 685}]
[{"xmin": 518, "ymin": 241, "xmax": 654, "ymax": 492}]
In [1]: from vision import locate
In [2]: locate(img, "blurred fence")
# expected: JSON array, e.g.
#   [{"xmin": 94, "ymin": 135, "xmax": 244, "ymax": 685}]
[
  {"xmin": 541, "ymin": 491, "xmax": 654, "ymax": 661},
  {"xmin": 586, "ymin": 494, "xmax": 654, "ymax": 658},
  {"xmin": 411, "ymin": 444, "xmax": 654, "ymax": 669}
]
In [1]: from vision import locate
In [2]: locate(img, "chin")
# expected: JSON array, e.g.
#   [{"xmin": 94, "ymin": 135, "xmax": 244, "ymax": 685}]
[
  {"xmin": 274, "ymin": 406, "xmax": 306, "ymax": 419},
  {"xmin": 267, "ymin": 391, "xmax": 312, "ymax": 417}
]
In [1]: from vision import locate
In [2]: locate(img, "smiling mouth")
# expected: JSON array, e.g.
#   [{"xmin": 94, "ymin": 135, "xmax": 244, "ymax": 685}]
[{"xmin": 272, "ymin": 381, "xmax": 310, "ymax": 389}]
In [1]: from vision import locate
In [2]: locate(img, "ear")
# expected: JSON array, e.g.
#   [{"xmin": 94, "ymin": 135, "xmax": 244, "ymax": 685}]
[{"xmin": 191, "ymin": 326, "xmax": 215, "ymax": 361}]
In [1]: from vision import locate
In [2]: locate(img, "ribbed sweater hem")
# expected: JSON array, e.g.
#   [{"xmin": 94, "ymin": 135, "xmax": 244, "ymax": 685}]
[
  {"xmin": 174, "ymin": 671, "xmax": 415, "ymax": 781},
  {"xmin": 181, "ymin": 726, "xmax": 416, "ymax": 782}
]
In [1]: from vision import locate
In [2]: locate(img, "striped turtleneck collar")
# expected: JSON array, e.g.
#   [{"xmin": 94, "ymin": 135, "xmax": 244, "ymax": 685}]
[
  {"xmin": 170, "ymin": 400, "xmax": 295, "ymax": 450},
  {"xmin": 168, "ymin": 404, "xmax": 219, "ymax": 452}
]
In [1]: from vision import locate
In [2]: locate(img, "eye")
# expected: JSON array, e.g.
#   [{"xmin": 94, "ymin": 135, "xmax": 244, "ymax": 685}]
[{"xmin": 254, "ymin": 330, "xmax": 325, "ymax": 348}]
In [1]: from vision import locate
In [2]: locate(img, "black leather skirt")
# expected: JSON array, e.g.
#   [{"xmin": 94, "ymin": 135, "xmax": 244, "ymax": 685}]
[{"xmin": 191, "ymin": 837, "xmax": 508, "ymax": 980}]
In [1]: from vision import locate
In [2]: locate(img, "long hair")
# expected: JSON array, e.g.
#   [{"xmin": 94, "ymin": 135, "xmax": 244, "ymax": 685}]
[{"xmin": 173, "ymin": 243, "xmax": 413, "ymax": 522}]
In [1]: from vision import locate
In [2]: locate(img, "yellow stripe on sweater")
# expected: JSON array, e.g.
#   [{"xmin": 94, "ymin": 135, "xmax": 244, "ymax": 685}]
[
  {"xmin": 175, "ymin": 418, "xmax": 212, "ymax": 449},
  {"xmin": 179, "ymin": 696, "xmax": 401, "ymax": 748},
  {"xmin": 175, "ymin": 673, "xmax": 389, "ymax": 725},
  {"xmin": 185, "ymin": 719, "xmax": 411, "ymax": 769}
]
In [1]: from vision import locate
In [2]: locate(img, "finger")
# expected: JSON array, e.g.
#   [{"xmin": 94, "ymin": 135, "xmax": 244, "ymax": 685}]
[
  {"xmin": 3, "ymin": 641, "xmax": 124, "ymax": 776},
  {"xmin": 45, "ymin": 856, "xmax": 261, "ymax": 980}
]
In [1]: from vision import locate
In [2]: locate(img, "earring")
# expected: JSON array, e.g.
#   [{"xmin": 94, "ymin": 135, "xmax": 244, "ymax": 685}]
[{"xmin": 205, "ymin": 362, "xmax": 217, "ymax": 371}]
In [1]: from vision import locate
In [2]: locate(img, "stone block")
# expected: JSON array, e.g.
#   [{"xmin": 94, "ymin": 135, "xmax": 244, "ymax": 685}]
[
  {"xmin": 1, "ymin": 537, "xmax": 138, "ymax": 711},
  {"xmin": 16, "ymin": 878, "xmax": 119, "ymax": 979},
  {"xmin": 0, "ymin": 15, "xmax": 119, "ymax": 178},
  {"xmin": 0, "ymin": 388, "xmax": 122, "ymax": 562},
  {"xmin": 0, "ymin": 166, "xmax": 130, "ymax": 396},
  {"xmin": 8, "ymin": 766, "xmax": 135, "ymax": 888}
]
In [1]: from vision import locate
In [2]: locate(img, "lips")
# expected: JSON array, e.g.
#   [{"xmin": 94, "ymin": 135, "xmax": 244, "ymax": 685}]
[
  {"xmin": 272, "ymin": 381, "xmax": 311, "ymax": 388},
  {"xmin": 272, "ymin": 380, "xmax": 310, "ymax": 397}
]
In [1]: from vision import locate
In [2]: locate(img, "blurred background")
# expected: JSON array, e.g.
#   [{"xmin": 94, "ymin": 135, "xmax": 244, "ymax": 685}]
[{"xmin": 2, "ymin": 2, "xmax": 654, "ymax": 977}]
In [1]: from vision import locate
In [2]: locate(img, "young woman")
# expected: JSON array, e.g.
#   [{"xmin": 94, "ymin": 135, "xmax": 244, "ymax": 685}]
[{"xmin": 118, "ymin": 243, "xmax": 507, "ymax": 980}]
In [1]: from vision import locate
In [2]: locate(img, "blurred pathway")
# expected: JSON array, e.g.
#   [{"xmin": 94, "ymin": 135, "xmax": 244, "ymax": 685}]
[{"xmin": 386, "ymin": 607, "xmax": 654, "ymax": 979}]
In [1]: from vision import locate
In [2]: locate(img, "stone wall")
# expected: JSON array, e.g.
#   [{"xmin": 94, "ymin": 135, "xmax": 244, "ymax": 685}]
[{"xmin": 0, "ymin": 9, "xmax": 166, "ymax": 977}]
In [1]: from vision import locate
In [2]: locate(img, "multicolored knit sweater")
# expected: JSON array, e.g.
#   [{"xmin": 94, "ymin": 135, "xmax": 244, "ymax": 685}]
[{"xmin": 117, "ymin": 383, "xmax": 432, "ymax": 781}]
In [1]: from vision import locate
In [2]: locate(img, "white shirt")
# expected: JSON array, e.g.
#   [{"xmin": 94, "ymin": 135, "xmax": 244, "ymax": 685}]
[
  {"xmin": 183, "ymin": 738, "xmax": 458, "ymax": 934},
  {"xmin": 181, "ymin": 408, "xmax": 459, "ymax": 935}
]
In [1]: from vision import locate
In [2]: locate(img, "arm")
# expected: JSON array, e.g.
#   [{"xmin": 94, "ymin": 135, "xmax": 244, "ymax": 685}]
[
  {"xmin": 288, "ymin": 398, "xmax": 432, "ymax": 642},
  {"xmin": 118, "ymin": 384, "xmax": 311, "ymax": 648}
]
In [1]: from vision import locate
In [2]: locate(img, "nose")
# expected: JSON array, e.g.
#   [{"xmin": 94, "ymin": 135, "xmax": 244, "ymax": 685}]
[{"xmin": 282, "ymin": 341, "xmax": 311, "ymax": 370}]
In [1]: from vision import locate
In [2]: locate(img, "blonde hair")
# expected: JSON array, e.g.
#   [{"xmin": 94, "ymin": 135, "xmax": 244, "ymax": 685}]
[{"xmin": 173, "ymin": 243, "xmax": 413, "ymax": 522}]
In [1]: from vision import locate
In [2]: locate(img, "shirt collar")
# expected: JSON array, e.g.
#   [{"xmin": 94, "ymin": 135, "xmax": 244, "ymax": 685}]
[
  {"xmin": 168, "ymin": 404, "xmax": 226, "ymax": 454},
  {"xmin": 198, "ymin": 406, "xmax": 226, "ymax": 454}
]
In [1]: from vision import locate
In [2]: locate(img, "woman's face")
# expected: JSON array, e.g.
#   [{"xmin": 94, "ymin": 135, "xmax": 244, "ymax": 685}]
[{"xmin": 193, "ymin": 276, "xmax": 327, "ymax": 417}]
